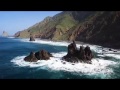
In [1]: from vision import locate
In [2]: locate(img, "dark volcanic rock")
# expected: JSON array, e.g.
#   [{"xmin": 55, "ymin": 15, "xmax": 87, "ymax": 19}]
[
  {"xmin": 35, "ymin": 49, "xmax": 52, "ymax": 60},
  {"xmin": 62, "ymin": 41, "xmax": 94, "ymax": 63},
  {"xmin": 78, "ymin": 46, "xmax": 86, "ymax": 60},
  {"xmin": 84, "ymin": 46, "xmax": 93, "ymax": 60},
  {"xmin": 24, "ymin": 52, "xmax": 38, "ymax": 62},
  {"xmin": 24, "ymin": 50, "xmax": 53, "ymax": 62},
  {"xmin": 109, "ymin": 48, "xmax": 112, "ymax": 51},
  {"xmin": 67, "ymin": 40, "xmax": 77, "ymax": 55},
  {"xmin": 29, "ymin": 35, "xmax": 35, "ymax": 41},
  {"xmin": 73, "ymin": 40, "xmax": 77, "ymax": 51},
  {"xmin": 47, "ymin": 52, "xmax": 53, "ymax": 57}
]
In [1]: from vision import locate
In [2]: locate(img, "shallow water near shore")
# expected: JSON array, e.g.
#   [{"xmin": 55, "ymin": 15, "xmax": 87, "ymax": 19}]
[{"xmin": 0, "ymin": 37, "xmax": 120, "ymax": 79}]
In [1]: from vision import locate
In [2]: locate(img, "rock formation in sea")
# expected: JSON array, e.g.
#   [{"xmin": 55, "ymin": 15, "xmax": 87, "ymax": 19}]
[
  {"xmin": 24, "ymin": 41, "xmax": 93, "ymax": 63},
  {"xmin": 29, "ymin": 34, "xmax": 35, "ymax": 41},
  {"xmin": 35, "ymin": 49, "xmax": 52, "ymax": 60},
  {"xmin": 2, "ymin": 31, "xmax": 9, "ymax": 37},
  {"xmin": 62, "ymin": 40, "xmax": 94, "ymax": 64},
  {"xmin": 24, "ymin": 50, "xmax": 53, "ymax": 62}
]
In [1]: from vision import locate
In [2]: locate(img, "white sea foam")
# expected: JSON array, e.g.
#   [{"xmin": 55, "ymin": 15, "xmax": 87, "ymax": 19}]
[
  {"xmin": 97, "ymin": 53, "xmax": 120, "ymax": 60},
  {"xmin": 7, "ymin": 37, "xmax": 15, "ymax": 38},
  {"xmin": 13, "ymin": 38, "xmax": 120, "ymax": 78},
  {"xmin": 104, "ymin": 54, "xmax": 120, "ymax": 59},
  {"xmin": 11, "ymin": 52, "xmax": 117, "ymax": 77},
  {"xmin": 18, "ymin": 38, "xmax": 104, "ymax": 53},
  {"xmin": 19, "ymin": 38, "xmax": 70, "ymax": 46}
]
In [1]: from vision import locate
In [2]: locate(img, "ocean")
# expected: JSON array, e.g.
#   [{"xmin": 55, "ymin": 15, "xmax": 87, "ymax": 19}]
[{"xmin": 0, "ymin": 36, "xmax": 120, "ymax": 79}]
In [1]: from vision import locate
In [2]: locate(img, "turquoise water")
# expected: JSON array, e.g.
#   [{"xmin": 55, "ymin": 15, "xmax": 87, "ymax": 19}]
[{"xmin": 0, "ymin": 37, "xmax": 120, "ymax": 79}]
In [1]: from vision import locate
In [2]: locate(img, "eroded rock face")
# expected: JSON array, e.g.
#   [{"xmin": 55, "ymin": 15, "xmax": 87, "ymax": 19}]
[
  {"xmin": 84, "ymin": 46, "xmax": 93, "ymax": 60},
  {"xmin": 24, "ymin": 52, "xmax": 38, "ymax": 62},
  {"xmin": 24, "ymin": 50, "xmax": 53, "ymax": 62},
  {"xmin": 78, "ymin": 46, "xmax": 86, "ymax": 60},
  {"xmin": 35, "ymin": 50, "xmax": 52, "ymax": 60},
  {"xmin": 67, "ymin": 40, "xmax": 77, "ymax": 56},
  {"xmin": 62, "ymin": 41, "xmax": 94, "ymax": 64}
]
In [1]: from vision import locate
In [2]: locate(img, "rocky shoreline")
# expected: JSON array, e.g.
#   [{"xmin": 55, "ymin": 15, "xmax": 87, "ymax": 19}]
[
  {"xmin": 21, "ymin": 36, "xmax": 119, "ymax": 63},
  {"xmin": 24, "ymin": 38, "xmax": 94, "ymax": 64}
]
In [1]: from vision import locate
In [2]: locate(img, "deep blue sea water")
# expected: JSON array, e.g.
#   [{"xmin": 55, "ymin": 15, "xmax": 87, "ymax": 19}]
[{"xmin": 0, "ymin": 37, "xmax": 120, "ymax": 79}]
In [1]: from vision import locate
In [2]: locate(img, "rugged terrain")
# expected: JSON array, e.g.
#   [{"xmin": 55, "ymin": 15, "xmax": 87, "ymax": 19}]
[{"xmin": 14, "ymin": 11, "xmax": 120, "ymax": 49}]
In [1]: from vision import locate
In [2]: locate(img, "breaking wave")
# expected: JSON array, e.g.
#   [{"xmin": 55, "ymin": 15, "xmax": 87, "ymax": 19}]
[
  {"xmin": 11, "ymin": 38, "xmax": 120, "ymax": 78},
  {"xmin": 11, "ymin": 51, "xmax": 117, "ymax": 78}
]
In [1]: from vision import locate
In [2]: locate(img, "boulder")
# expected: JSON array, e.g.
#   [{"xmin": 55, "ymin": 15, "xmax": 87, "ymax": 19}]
[
  {"xmin": 35, "ymin": 49, "xmax": 52, "ymax": 60},
  {"xmin": 84, "ymin": 46, "xmax": 93, "ymax": 60},
  {"xmin": 24, "ymin": 52, "xmax": 38, "ymax": 62},
  {"xmin": 47, "ymin": 52, "xmax": 53, "ymax": 57},
  {"xmin": 73, "ymin": 40, "xmax": 77, "ymax": 51}
]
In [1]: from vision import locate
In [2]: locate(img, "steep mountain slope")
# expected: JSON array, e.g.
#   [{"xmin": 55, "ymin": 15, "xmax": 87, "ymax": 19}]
[
  {"xmin": 14, "ymin": 11, "xmax": 120, "ymax": 49},
  {"xmin": 14, "ymin": 11, "xmax": 96, "ymax": 39},
  {"xmin": 74, "ymin": 11, "xmax": 120, "ymax": 48}
]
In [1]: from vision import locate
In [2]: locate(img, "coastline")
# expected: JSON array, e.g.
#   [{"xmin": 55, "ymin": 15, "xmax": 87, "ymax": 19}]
[
  {"xmin": 1, "ymin": 36, "xmax": 118, "ymax": 79},
  {"xmin": 13, "ymin": 37, "xmax": 120, "ymax": 51}
]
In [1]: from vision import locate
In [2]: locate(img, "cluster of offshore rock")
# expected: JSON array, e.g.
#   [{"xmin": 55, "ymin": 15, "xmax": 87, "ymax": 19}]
[
  {"xmin": 24, "ymin": 40, "xmax": 94, "ymax": 64},
  {"xmin": 62, "ymin": 41, "xmax": 94, "ymax": 64},
  {"xmin": 24, "ymin": 50, "xmax": 53, "ymax": 62},
  {"xmin": 25, "ymin": 35, "xmax": 53, "ymax": 62}
]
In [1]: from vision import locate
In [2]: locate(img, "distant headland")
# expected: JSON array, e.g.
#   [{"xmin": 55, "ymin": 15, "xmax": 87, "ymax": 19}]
[{"xmin": 1, "ymin": 31, "xmax": 9, "ymax": 37}]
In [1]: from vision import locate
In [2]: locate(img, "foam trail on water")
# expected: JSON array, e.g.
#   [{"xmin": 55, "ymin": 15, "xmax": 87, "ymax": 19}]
[
  {"xmin": 18, "ymin": 38, "xmax": 120, "ymax": 54},
  {"xmin": 18, "ymin": 38, "xmax": 120, "ymax": 49},
  {"xmin": 11, "ymin": 52, "xmax": 117, "ymax": 78},
  {"xmin": 7, "ymin": 37, "xmax": 15, "ymax": 39},
  {"xmin": 99, "ymin": 54, "xmax": 120, "ymax": 60},
  {"xmin": 18, "ymin": 38, "xmax": 104, "ymax": 54},
  {"xmin": 19, "ymin": 38, "xmax": 70, "ymax": 46}
]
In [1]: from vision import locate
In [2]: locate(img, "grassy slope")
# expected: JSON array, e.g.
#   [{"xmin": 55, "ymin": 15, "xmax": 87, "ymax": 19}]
[
  {"xmin": 16, "ymin": 11, "xmax": 79, "ymax": 40},
  {"xmin": 15, "ymin": 11, "xmax": 120, "ymax": 48}
]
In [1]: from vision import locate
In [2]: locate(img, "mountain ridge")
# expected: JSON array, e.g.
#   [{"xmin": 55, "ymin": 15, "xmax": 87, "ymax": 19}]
[{"xmin": 14, "ymin": 11, "xmax": 120, "ymax": 49}]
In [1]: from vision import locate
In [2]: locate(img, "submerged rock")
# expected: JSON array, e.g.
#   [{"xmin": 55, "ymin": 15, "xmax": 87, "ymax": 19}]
[{"xmin": 62, "ymin": 41, "xmax": 94, "ymax": 64}]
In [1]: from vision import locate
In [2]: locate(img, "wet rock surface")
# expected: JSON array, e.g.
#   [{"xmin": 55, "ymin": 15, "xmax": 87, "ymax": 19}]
[{"xmin": 62, "ymin": 41, "xmax": 94, "ymax": 64}]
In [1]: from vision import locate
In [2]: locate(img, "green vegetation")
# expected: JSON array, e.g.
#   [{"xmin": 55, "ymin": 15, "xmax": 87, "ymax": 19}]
[{"xmin": 14, "ymin": 11, "xmax": 120, "ymax": 48}]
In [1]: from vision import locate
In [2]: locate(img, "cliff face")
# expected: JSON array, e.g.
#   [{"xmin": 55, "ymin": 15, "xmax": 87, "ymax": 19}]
[
  {"xmin": 14, "ymin": 11, "xmax": 95, "ymax": 39},
  {"xmin": 2, "ymin": 31, "xmax": 9, "ymax": 37},
  {"xmin": 14, "ymin": 11, "xmax": 120, "ymax": 49},
  {"xmin": 75, "ymin": 12, "xmax": 120, "ymax": 48}
]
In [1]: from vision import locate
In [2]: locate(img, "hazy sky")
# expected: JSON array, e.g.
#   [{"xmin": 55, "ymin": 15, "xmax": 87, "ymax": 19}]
[{"xmin": 0, "ymin": 11, "xmax": 61, "ymax": 35}]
